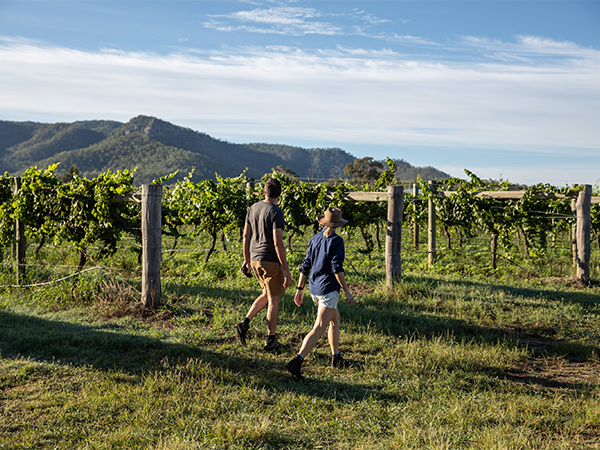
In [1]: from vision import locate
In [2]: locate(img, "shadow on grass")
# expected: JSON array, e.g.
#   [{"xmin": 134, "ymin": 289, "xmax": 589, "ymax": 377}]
[
  {"xmin": 387, "ymin": 274, "xmax": 600, "ymax": 358},
  {"xmin": 0, "ymin": 309, "xmax": 405, "ymax": 404},
  {"xmin": 170, "ymin": 276, "xmax": 600, "ymax": 361},
  {"xmin": 0, "ymin": 309, "xmax": 215, "ymax": 374},
  {"xmin": 416, "ymin": 273, "xmax": 600, "ymax": 306},
  {"xmin": 4, "ymin": 273, "xmax": 594, "ymax": 405}
]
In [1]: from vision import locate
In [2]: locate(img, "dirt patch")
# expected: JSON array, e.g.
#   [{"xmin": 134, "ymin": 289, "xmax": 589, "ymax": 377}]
[
  {"xmin": 141, "ymin": 305, "xmax": 212, "ymax": 330},
  {"xmin": 504, "ymin": 356, "xmax": 600, "ymax": 392},
  {"xmin": 537, "ymin": 276, "xmax": 592, "ymax": 289},
  {"xmin": 348, "ymin": 282, "xmax": 376, "ymax": 297},
  {"xmin": 143, "ymin": 308, "xmax": 178, "ymax": 329},
  {"xmin": 496, "ymin": 328, "xmax": 600, "ymax": 392},
  {"xmin": 94, "ymin": 279, "xmax": 144, "ymax": 319}
]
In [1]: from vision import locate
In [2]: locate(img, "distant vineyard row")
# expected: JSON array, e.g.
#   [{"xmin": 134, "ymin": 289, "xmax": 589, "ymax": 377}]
[{"xmin": 1, "ymin": 162, "xmax": 598, "ymax": 266}]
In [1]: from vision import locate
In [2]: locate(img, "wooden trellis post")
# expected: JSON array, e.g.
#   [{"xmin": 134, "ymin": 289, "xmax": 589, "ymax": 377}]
[
  {"xmin": 141, "ymin": 184, "xmax": 163, "ymax": 309},
  {"xmin": 428, "ymin": 181, "xmax": 437, "ymax": 266},
  {"xmin": 246, "ymin": 177, "xmax": 255, "ymax": 207},
  {"xmin": 333, "ymin": 187, "xmax": 403, "ymax": 288},
  {"xmin": 14, "ymin": 177, "xmax": 26, "ymax": 284},
  {"xmin": 571, "ymin": 185, "xmax": 578, "ymax": 269},
  {"xmin": 413, "ymin": 183, "xmax": 419, "ymax": 250},
  {"xmin": 386, "ymin": 185, "xmax": 403, "ymax": 289},
  {"xmin": 576, "ymin": 184, "xmax": 592, "ymax": 283}
]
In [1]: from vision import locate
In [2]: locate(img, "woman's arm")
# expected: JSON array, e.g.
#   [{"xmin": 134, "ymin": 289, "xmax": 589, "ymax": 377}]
[
  {"xmin": 334, "ymin": 271, "xmax": 355, "ymax": 305},
  {"xmin": 294, "ymin": 273, "xmax": 308, "ymax": 307}
]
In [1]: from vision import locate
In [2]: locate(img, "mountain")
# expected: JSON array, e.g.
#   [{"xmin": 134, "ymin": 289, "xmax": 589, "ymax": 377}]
[
  {"xmin": 393, "ymin": 159, "xmax": 450, "ymax": 184},
  {"xmin": 0, "ymin": 115, "xmax": 449, "ymax": 184}
]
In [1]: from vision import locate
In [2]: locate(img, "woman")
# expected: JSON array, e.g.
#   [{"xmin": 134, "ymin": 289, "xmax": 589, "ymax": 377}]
[{"xmin": 285, "ymin": 207, "xmax": 355, "ymax": 381}]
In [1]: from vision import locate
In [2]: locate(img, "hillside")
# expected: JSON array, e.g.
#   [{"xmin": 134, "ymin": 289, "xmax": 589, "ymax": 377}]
[{"xmin": 0, "ymin": 116, "xmax": 449, "ymax": 184}]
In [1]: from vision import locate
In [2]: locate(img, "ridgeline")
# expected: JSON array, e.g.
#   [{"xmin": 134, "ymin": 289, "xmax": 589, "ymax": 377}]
[{"xmin": 0, "ymin": 115, "xmax": 449, "ymax": 184}]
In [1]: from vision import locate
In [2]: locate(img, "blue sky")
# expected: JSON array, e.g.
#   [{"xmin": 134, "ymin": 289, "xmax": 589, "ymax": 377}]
[{"xmin": 1, "ymin": 1, "xmax": 599, "ymax": 185}]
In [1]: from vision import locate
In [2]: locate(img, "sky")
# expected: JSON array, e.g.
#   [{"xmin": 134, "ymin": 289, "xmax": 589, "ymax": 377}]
[{"xmin": 0, "ymin": 0, "xmax": 599, "ymax": 186}]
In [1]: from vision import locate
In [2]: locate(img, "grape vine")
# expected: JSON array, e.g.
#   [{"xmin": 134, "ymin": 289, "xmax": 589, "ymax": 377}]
[{"xmin": 0, "ymin": 161, "xmax": 594, "ymax": 273}]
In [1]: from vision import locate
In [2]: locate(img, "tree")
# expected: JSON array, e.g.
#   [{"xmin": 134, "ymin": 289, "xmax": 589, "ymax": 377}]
[
  {"xmin": 271, "ymin": 165, "xmax": 299, "ymax": 180},
  {"xmin": 59, "ymin": 164, "xmax": 80, "ymax": 183},
  {"xmin": 343, "ymin": 157, "xmax": 384, "ymax": 185}
]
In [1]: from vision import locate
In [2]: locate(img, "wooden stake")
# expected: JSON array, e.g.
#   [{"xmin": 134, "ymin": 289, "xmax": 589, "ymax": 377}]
[
  {"xmin": 576, "ymin": 185, "xmax": 592, "ymax": 283},
  {"xmin": 428, "ymin": 181, "xmax": 437, "ymax": 266},
  {"xmin": 413, "ymin": 183, "xmax": 419, "ymax": 251},
  {"xmin": 141, "ymin": 184, "xmax": 162, "ymax": 309},
  {"xmin": 571, "ymin": 185, "xmax": 577, "ymax": 268},
  {"xmin": 246, "ymin": 177, "xmax": 255, "ymax": 207},
  {"xmin": 14, "ymin": 177, "xmax": 26, "ymax": 284},
  {"xmin": 386, "ymin": 185, "xmax": 403, "ymax": 289}
]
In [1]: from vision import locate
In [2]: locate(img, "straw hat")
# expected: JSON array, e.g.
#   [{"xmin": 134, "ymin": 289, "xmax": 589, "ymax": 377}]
[{"xmin": 317, "ymin": 207, "xmax": 348, "ymax": 228}]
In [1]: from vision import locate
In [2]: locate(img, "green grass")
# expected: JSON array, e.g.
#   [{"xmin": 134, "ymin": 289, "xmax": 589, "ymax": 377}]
[{"xmin": 1, "ymin": 230, "xmax": 600, "ymax": 449}]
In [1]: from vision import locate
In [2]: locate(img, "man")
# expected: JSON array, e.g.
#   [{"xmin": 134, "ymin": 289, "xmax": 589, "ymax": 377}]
[{"xmin": 234, "ymin": 178, "xmax": 292, "ymax": 353}]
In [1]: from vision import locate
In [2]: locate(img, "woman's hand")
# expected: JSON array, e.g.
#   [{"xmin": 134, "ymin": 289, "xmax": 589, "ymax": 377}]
[
  {"xmin": 294, "ymin": 290, "xmax": 304, "ymax": 307},
  {"xmin": 344, "ymin": 291, "xmax": 355, "ymax": 305}
]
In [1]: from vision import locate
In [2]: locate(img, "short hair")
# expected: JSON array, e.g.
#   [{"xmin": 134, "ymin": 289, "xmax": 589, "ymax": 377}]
[{"xmin": 264, "ymin": 178, "xmax": 282, "ymax": 198}]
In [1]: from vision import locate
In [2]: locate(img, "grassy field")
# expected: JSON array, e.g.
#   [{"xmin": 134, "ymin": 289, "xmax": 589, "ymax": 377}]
[{"xmin": 1, "ymin": 229, "xmax": 599, "ymax": 449}]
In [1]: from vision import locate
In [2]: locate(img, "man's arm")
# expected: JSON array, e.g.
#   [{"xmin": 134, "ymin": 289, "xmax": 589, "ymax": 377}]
[
  {"xmin": 242, "ymin": 222, "xmax": 252, "ymax": 269},
  {"xmin": 273, "ymin": 228, "xmax": 292, "ymax": 288}
]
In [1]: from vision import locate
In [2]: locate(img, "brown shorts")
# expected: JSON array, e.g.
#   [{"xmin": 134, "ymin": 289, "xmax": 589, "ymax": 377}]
[{"xmin": 251, "ymin": 260, "xmax": 286, "ymax": 297}]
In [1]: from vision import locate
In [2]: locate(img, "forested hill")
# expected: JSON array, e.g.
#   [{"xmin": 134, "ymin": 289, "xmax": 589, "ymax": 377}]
[{"xmin": 0, "ymin": 115, "xmax": 449, "ymax": 184}]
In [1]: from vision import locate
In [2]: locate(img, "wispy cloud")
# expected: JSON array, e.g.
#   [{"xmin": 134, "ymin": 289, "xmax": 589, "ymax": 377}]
[
  {"xmin": 460, "ymin": 35, "xmax": 600, "ymax": 65},
  {"xmin": 347, "ymin": 8, "xmax": 392, "ymax": 25},
  {"xmin": 205, "ymin": 6, "xmax": 342, "ymax": 36},
  {"xmin": 0, "ymin": 35, "xmax": 599, "ymax": 184},
  {"xmin": 204, "ymin": 5, "xmax": 394, "ymax": 38}
]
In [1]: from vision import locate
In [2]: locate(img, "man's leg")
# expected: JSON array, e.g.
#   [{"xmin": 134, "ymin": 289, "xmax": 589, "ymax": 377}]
[
  {"xmin": 265, "ymin": 295, "xmax": 291, "ymax": 352},
  {"xmin": 247, "ymin": 293, "xmax": 269, "ymax": 320},
  {"xmin": 234, "ymin": 293, "xmax": 268, "ymax": 346},
  {"xmin": 265, "ymin": 295, "xmax": 281, "ymax": 336},
  {"xmin": 237, "ymin": 260, "xmax": 286, "ymax": 351}
]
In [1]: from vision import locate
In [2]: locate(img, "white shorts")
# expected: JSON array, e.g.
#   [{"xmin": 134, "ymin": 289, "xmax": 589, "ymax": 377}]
[{"xmin": 311, "ymin": 291, "xmax": 339, "ymax": 309}]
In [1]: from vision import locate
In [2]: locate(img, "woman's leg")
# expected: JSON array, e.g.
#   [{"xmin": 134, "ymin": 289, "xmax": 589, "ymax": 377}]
[
  {"xmin": 298, "ymin": 305, "xmax": 336, "ymax": 359},
  {"xmin": 328, "ymin": 309, "xmax": 341, "ymax": 355}
]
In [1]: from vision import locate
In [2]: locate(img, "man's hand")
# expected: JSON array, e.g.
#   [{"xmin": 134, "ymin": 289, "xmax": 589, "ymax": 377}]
[
  {"xmin": 283, "ymin": 270, "xmax": 292, "ymax": 288},
  {"xmin": 294, "ymin": 290, "xmax": 303, "ymax": 307}
]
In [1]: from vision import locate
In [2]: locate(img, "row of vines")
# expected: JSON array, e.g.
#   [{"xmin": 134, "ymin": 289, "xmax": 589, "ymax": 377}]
[
  {"xmin": 1, "ymin": 161, "xmax": 598, "ymax": 274},
  {"xmin": 419, "ymin": 170, "xmax": 599, "ymax": 270}
]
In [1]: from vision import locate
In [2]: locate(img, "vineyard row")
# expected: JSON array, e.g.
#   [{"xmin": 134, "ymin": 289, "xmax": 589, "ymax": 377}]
[{"xmin": 1, "ymin": 163, "xmax": 598, "ymax": 306}]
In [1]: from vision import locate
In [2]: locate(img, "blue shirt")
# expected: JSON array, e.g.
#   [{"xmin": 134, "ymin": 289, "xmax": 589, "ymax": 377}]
[{"xmin": 299, "ymin": 231, "xmax": 345, "ymax": 296}]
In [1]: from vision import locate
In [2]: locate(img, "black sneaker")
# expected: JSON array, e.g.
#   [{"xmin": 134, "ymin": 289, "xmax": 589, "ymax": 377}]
[
  {"xmin": 285, "ymin": 356, "xmax": 305, "ymax": 381},
  {"xmin": 234, "ymin": 321, "xmax": 249, "ymax": 346},
  {"xmin": 331, "ymin": 352, "xmax": 353, "ymax": 369},
  {"xmin": 264, "ymin": 339, "xmax": 288, "ymax": 354}
]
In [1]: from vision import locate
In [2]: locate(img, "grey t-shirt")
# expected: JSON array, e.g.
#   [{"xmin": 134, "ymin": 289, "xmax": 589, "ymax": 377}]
[{"xmin": 246, "ymin": 201, "xmax": 285, "ymax": 263}]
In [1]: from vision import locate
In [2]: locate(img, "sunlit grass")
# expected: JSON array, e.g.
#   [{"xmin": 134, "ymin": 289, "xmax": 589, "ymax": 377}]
[{"xmin": 1, "ymin": 229, "xmax": 600, "ymax": 449}]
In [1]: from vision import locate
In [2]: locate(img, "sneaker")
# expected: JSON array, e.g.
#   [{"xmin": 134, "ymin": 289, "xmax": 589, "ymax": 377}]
[
  {"xmin": 330, "ymin": 352, "xmax": 353, "ymax": 369},
  {"xmin": 264, "ymin": 339, "xmax": 288, "ymax": 354},
  {"xmin": 234, "ymin": 321, "xmax": 249, "ymax": 346},
  {"xmin": 285, "ymin": 356, "xmax": 305, "ymax": 381}
]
